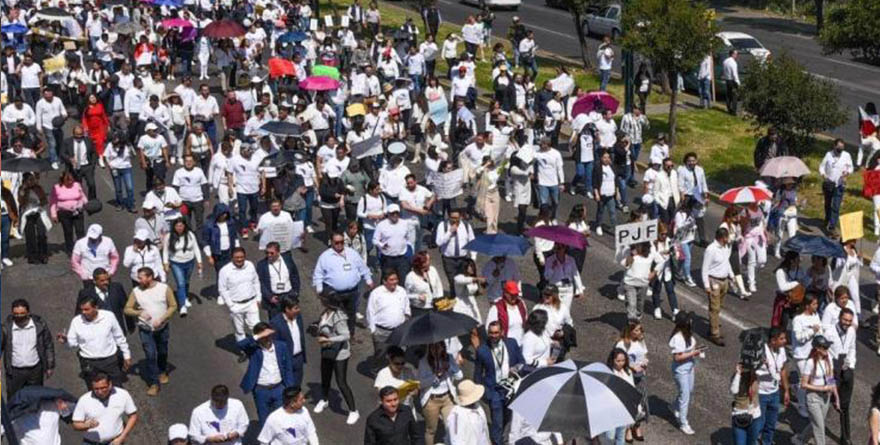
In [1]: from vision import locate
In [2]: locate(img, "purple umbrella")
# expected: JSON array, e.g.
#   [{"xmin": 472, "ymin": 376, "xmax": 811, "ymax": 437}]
[
  {"xmin": 525, "ymin": 225, "xmax": 589, "ymax": 250},
  {"xmin": 571, "ymin": 91, "xmax": 620, "ymax": 118}
]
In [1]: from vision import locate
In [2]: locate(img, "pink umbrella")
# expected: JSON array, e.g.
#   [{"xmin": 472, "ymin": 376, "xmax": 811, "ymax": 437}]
[
  {"xmin": 161, "ymin": 18, "xmax": 193, "ymax": 28},
  {"xmin": 299, "ymin": 76, "xmax": 341, "ymax": 91},
  {"xmin": 719, "ymin": 186, "xmax": 773, "ymax": 204},
  {"xmin": 524, "ymin": 225, "xmax": 589, "ymax": 250},
  {"xmin": 571, "ymin": 91, "xmax": 620, "ymax": 118},
  {"xmin": 203, "ymin": 19, "xmax": 246, "ymax": 39}
]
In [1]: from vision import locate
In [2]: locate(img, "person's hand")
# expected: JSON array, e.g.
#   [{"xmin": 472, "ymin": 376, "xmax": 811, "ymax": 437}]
[
  {"xmin": 152, "ymin": 319, "xmax": 162, "ymax": 329},
  {"xmin": 783, "ymin": 390, "xmax": 791, "ymax": 407},
  {"xmin": 142, "ymin": 312, "xmax": 152, "ymax": 321},
  {"xmin": 164, "ymin": 264, "xmax": 170, "ymax": 273},
  {"xmin": 206, "ymin": 434, "xmax": 227, "ymax": 443},
  {"xmin": 85, "ymin": 418, "xmax": 100, "ymax": 429},
  {"xmin": 736, "ymin": 363, "xmax": 743, "ymax": 374},
  {"xmin": 419, "ymin": 293, "xmax": 427, "ymax": 302},
  {"xmin": 226, "ymin": 431, "xmax": 240, "ymax": 440},
  {"xmin": 207, "ymin": 256, "xmax": 215, "ymax": 266},
  {"xmin": 269, "ymin": 295, "xmax": 279, "ymax": 305},
  {"xmin": 56, "ymin": 333, "xmax": 67, "ymax": 344},
  {"xmin": 45, "ymin": 368, "xmax": 54, "ymax": 379},
  {"xmin": 317, "ymin": 335, "xmax": 330, "ymax": 345},
  {"xmin": 547, "ymin": 357, "xmax": 556, "ymax": 366},
  {"xmin": 812, "ymin": 324, "xmax": 821, "ymax": 333},
  {"xmin": 110, "ymin": 436, "xmax": 124, "ymax": 445},
  {"xmin": 123, "ymin": 359, "xmax": 132, "ymax": 371},
  {"xmin": 51, "ymin": 216, "xmax": 58, "ymax": 223}
]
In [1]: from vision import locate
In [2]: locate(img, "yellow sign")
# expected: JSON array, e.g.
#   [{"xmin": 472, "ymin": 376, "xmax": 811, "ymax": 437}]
[
  {"xmin": 43, "ymin": 54, "xmax": 67, "ymax": 74},
  {"xmin": 839, "ymin": 211, "xmax": 863, "ymax": 242}
]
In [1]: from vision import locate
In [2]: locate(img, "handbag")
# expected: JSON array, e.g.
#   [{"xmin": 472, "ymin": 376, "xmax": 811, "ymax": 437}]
[{"xmin": 732, "ymin": 412, "xmax": 753, "ymax": 428}]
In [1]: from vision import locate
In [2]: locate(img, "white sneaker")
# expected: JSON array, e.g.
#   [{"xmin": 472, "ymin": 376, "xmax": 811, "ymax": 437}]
[
  {"xmin": 185, "ymin": 300, "xmax": 192, "ymax": 308},
  {"xmin": 306, "ymin": 226, "xmax": 315, "ymax": 234},
  {"xmin": 51, "ymin": 162, "xmax": 59, "ymax": 170},
  {"xmin": 356, "ymin": 312, "xmax": 365, "ymax": 321},
  {"xmin": 685, "ymin": 278, "xmax": 697, "ymax": 288},
  {"xmin": 646, "ymin": 287, "xmax": 653, "ymax": 298},
  {"xmin": 180, "ymin": 306, "xmax": 188, "ymax": 316},
  {"xmin": 346, "ymin": 410, "xmax": 360, "ymax": 425},
  {"xmin": 672, "ymin": 308, "xmax": 680, "ymax": 318},
  {"xmin": 596, "ymin": 226, "xmax": 603, "ymax": 236},
  {"xmin": 653, "ymin": 308, "xmax": 662, "ymax": 320},
  {"xmin": 1, "ymin": 258, "xmax": 12, "ymax": 267},
  {"xmin": 680, "ymin": 425, "xmax": 695, "ymax": 435},
  {"xmin": 749, "ymin": 283, "xmax": 758, "ymax": 293},
  {"xmin": 217, "ymin": 297, "xmax": 226, "ymax": 306},
  {"xmin": 617, "ymin": 293, "xmax": 625, "ymax": 301},
  {"xmin": 169, "ymin": 157, "xmax": 176, "ymax": 166},
  {"xmin": 873, "ymin": 304, "xmax": 879, "ymax": 315},
  {"xmin": 876, "ymin": 345, "xmax": 880, "ymax": 356},
  {"xmin": 504, "ymin": 195, "xmax": 512, "ymax": 202},
  {"xmin": 98, "ymin": 157, "xmax": 105, "ymax": 168},
  {"xmin": 314, "ymin": 400, "xmax": 328, "ymax": 413}
]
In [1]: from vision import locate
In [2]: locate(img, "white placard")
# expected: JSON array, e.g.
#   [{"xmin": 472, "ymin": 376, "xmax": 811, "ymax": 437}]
[
  {"xmin": 324, "ymin": 15, "xmax": 334, "ymax": 27},
  {"xmin": 291, "ymin": 221, "xmax": 305, "ymax": 249},
  {"xmin": 615, "ymin": 219, "xmax": 658, "ymax": 249},
  {"xmin": 309, "ymin": 18, "xmax": 318, "ymax": 31},
  {"xmin": 341, "ymin": 15, "xmax": 350, "ymax": 28},
  {"xmin": 434, "ymin": 169, "xmax": 464, "ymax": 200}
]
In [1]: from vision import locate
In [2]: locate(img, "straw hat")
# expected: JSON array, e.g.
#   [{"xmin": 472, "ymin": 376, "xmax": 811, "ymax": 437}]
[{"xmin": 456, "ymin": 380, "xmax": 485, "ymax": 406}]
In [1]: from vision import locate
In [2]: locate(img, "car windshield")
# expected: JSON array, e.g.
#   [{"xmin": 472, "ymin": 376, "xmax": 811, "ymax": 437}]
[{"xmin": 729, "ymin": 38, "xmax": 763, "ymax": 51}]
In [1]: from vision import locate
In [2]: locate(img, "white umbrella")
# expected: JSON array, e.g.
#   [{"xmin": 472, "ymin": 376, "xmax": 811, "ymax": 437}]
[
  {"xmin": 510, "ymin": 360, "xmax": 642, "ymax": 438},
  {"xmin": 759, "ymin": 156, "xmax": 810, "ymax": 178}
]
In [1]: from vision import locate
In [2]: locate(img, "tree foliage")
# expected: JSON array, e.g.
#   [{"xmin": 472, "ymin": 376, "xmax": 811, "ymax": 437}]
[
  {"xmin": 621, "ymin": 0, "xmax": 719, "ymax": 145},
  {"xmin": 559, "ymin": 0, "xmax": 607, "ymax": 70},
  {"xmin": 818, "ymin": 0, "xmax": 880, "ymax": 65},
  {"xmin": 740, "ymin": 52, "xmax": 848, "ymax": 150}
]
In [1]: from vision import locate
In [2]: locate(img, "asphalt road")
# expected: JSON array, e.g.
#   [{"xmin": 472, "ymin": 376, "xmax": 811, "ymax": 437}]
[
  {"xmin": 3, "ymin": 117, "xmax": 880, "ymax": 444},
  {"xmin": 430, "ymin": 0, "xmax": 880, "ymax": 145}
]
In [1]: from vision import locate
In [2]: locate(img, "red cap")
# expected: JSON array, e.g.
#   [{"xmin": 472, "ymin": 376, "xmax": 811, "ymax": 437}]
[{"xmin": 503, "ymin": 280, "xmax": 519, "ymax": 296}]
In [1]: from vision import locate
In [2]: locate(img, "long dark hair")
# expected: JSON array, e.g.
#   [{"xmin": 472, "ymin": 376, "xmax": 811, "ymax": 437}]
[
  {"xmin": 168, "ymin": 218, "xmax": 192, "ymax": 254},
  {"xmin": 427, "ymin": 341, "xmax": 450, "ymax": 375},
  {"xmin": 871, "ymin": 382, "xmax": 880, "ymax": 409},
  {"xmin": 607, "ymin": 347, "xmax": 631, "ymax": 375},
  {"xmin": 526, "ymin": 309, "xmax": 548, "ymax": 336},
  {"xmin": 670, "ymin": 312, "xmax": 693, "ymax": 347},
  {"xmin": 775, "ymin": 250, "xmax": 799, "ymax": 273}
]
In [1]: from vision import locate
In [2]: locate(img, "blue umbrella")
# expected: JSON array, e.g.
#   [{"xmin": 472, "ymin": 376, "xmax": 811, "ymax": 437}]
[
  {"xmin": 782, "ymin": 234, "xmax": 845, "ymax": 259},
  {"xmin": 1, "ymin": 24, "xmax": 28, "ymax": 34},
  {"xmin": 464, "ymin": 233, "xmax": 531, "ymax": 257},
  {"xmin": 277, "ymin": 31, "xmax": 308, "ymax": 43},
  {"xmin": 152, "ymin": 0, "xmax": 183, "ymax": 6}
]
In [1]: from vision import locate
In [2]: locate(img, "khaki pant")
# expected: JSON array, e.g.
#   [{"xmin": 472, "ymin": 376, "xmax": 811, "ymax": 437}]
[
  {"xmin": 423, "ymin": 393, "xmax": 455, "ymax": 445},
  {"xmin": 708, "ymin": 277, "xmax": 729, "ymax": 338},
  {"xmin": 484, "ymin": 190, "xmax": 500, "ymax": 234}
]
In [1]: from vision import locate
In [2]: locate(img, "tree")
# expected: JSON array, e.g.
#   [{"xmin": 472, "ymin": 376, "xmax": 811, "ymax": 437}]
[
  {"xmin": 559, "ymin": 0, "xmax": 606, "ymax": 70},
  {"xmin": 740, "ymin": 52, "xmax": 848, "ymax": 150},
  {"xmin": 621, "ymin": 0, "xmax": 719, "ymax": 145},
  {"xmin": 818, "ymin": 0, "xmax": 880, "ymax": 65}
]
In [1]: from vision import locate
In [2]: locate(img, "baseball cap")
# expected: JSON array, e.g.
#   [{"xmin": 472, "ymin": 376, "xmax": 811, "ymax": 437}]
[
  {"xmin": 168, "ymin": 423, "xmax": 188, "ymax": 441},
  {"xmin": 386, "ymin": 203, "xmax": 400, "ymax": 214},
  {"xmin": 811, "ymin": 335, "xmax": 831, "ymax": 349},
  {"xmin": 145, "ymin": 123, "xmax": 158, "ymax": 131},
  {"xmin": 142, "ymin": 201, "xmax": 158, "ymax": 210},
  {"xmin": 134, "ymin": 229, "xmax": 150, "ymax": 241},
  {"xmin": 87, "ymin": 224, "xmax": 103, "ymax": 239},
  {"xmin": 503, "ymin": 280, "xmax": 519, "ymax": 296}
]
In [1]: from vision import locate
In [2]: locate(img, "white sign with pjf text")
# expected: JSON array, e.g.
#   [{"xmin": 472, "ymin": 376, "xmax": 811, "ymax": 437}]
[{"xmin": 615, "ymin": 219, "xmax": 658, "ymax": 249}]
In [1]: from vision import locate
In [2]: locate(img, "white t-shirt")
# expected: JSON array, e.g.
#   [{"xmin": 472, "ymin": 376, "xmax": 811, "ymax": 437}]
[
  {"xmin": 20, "ymin": 64, "xmax": 42, "ymax": 89},
  {"xmin": 801, "ymin": 358, "xmax": 833, "ymax": 387},
  {"xmin": 398, "ymin": 185, "xmax": 433, "ymax": 220},
  {"xmin": 137, "ymin": 134, "xmax": 167, "ymax": 160},
  {"xmin": 668, "ymin": 332, "xmax": 696, "ymax": 355},
  {"xmin": 229, "ymin": 155, "xmax": 262, "ymax": 195},
  {"xmin": 71, "ymin": 388, "xmax": 138, "ymax": 443},
  {"xmin": 172, "ymin": 167, "xmax": 208, "ymax": 202},
  {"xmin": 257, "ymin": 407, "xmax": 319, "ymax": 445}
]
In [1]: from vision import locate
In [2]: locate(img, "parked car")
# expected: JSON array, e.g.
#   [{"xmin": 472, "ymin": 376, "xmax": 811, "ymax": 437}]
[
  {"xmin": 681, "ymin": 32, "xmax": 769, "ymax": 99},
  {"xmin": 461, "ymin": 0, "xmax": 521, "ymax": 10},
  {"xmin": 582, "ymin": 4, "xmax": 622, "ymax": 39},
  {"xmin": 717, "ymin": 31, "xmax": 771, "ymax": 62}
]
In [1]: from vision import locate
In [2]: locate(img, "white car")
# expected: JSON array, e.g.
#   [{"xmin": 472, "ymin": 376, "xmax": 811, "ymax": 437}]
[
  {"xmin": 461, "ymin": 0, "xmax": 521, "ymax": 10},
  {"xmin": 717, "ymin": 31, "xmax": 771, "ymax": 61}
]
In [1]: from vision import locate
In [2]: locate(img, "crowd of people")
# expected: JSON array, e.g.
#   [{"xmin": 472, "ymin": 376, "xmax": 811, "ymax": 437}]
[{"xmin": 2, "ymin": 0, "xmax": 880, "ymax": 444}]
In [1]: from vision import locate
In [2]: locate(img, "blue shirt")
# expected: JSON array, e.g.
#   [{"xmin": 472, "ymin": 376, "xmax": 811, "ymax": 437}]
[{"xmin": 312, "ymin": 247, "xmax": 373, "ymax": 293}]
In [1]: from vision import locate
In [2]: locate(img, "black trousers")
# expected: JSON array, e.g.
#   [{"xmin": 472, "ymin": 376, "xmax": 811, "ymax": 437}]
[
  {"xmin": 24, "ymin": 214, "xmax": 48, "ymax": 262},
  {"xmin": 79, "ymin": 354, "xmax": 126, "ymax": 387},
  {"xmin": 74, "ymin": 165, "xmax": 97, "ymax": 200},
  {"xmin": 5, "ymin": 365, "xmax": 43, "ymax": 399},
  {"xmin": 333, "ymin": 287, "xmax": 360, "ymax": 335},
  {"xmin": 57, "ymin": 209, "xmax": 85, "ymax": 255},
  {"xmin": 321, "ymin": 207, "xmax": 341, "ymax": 235},
  {"xmin": 725, "ymin": 80, "xmax": 738, "ymax": 115},
  {"xmin": 183, "ymin": 200, "xmax": 205, "ymax": 234},
  {"xmin": 320, "ymin": 357, "xmax": 356, "ymax": 411},
  {"xmin": 836, "ymin": 365, "xmax": 854, "ymax": 443},
  {"xmin": 379, "ymin": 254, "xmax": 410, "ymax": 284}
]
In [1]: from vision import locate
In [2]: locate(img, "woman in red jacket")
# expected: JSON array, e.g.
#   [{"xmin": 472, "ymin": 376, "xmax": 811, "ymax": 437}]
[{"xmin": 81, "ymin": 93, "xmax": 110, "ymax": 166}]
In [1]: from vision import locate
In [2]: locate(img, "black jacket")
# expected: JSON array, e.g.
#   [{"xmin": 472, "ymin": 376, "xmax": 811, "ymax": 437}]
[
  {"xmin": 257, "ymin": 255, "xmax": 302, "ymax": 305},
  {"xmin": 592, "ymin": 162, "xmax": 618, "ymax": 197},
  {"xmin": 60, "ymin": 137, "xmax": 98, "ymax": 171},
  {"xmin": 1, "ymin": 314, "xmax": 55, "ymax": 375},
  {"xmin": 76, "ymin": 282, "xmax": 129, "ymax": 333},
  {"xmin": 754, "ymin": 136, "xmax": 789, "ymax": 171}
]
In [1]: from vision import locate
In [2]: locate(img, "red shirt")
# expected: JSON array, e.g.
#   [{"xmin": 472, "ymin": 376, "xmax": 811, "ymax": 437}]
[{"xmin": 221, "ymin": 100, "xmax": 246, "ymax": 130}]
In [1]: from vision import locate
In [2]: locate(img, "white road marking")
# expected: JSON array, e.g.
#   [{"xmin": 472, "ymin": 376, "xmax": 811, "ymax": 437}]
[
  {"xmin": 809, "ymin": 72, "xmax": 880, "ymax": 95},
  {"xmin": 437, "ymin": 0, "xmax": 580, "ymax": 41}
]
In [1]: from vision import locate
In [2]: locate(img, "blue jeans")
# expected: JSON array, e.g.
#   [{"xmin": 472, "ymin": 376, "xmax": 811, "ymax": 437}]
[
  {"xmin": 594, "ymin": 195, "xmax": 617, "ymax": 229},
  {"xmin": 410, "ymin": 74, "xmax": 423, "ymax": 95},
  {"xmin": 756, "ymin": 391, "xmax": 781, "ymax": 445},
  {"xmin": 253, "ymin": 384, "xmax": 284, "ymax": 427},
  {"xmin": 680, "ymin": 242, "xmax": 693, "ymax": 281},
  {"xmin": 698, "ymin": 77, "xmax": 712, "ymax": 107},
  {"xmin": 44, "ymin": 128, "xmax": 61, "ymax": 164},
  {"xmin": 296, "ymin": 187, "xmax": 315, "ymax": 228},
  {"xmin": 732, "ymin": 414, "xmax": 761, "ymax": 445},
  {"xmin": 1, "ymin": 214, "xmax": 10, "ymax": 260},
  {"xmin": 537, "ymin": 185, "xmax": 560, "ymax": 213},
  {"xmin": 651, "ymin": 276, "xmax": 678, "ymax": 312},
  {"xmin": 204, "ymin": 120, "xmax": 217, "ymax": 148},
  {"xmin": 630, "ymin": 143, "xmax": 642, "ymax": 174},
  {"xmin": 138, "ymin": 325, "xmax": 170, "ymax": 386},
  {"xmin": 606, "ymin": 426, "xmax": 627, "ymax": 445},
  {"xmin": 574, "ymin": 161, "xmax": 593, "ymax": 194},
  {"xmin": 170, "ymin": 260, "xmax": 195, "ymax": 307},
  {"xmin": 822, "ymin": 181, "xmax": 844, "ymax": 229},
  {"xmin": 111, "ymin": 168, "xmax": 135, "ymax": 211},
  {"xmin": 333, "ymin": 103, "xmax": 345, "ymax": 137},
  {"xmin": 616, "ymin": 175, "xmax": 629, "ymax": 208},
  {"xmin": 600, "ymin": 69, "xmax": 612, "ymax": 91},
  {"xmin": 291, "ymin": 353, "xmax": 305, "ymax": 388},
  {"xmin": 237, "ymin": 192, "xmax": 258, "ymax": 227},
  {"xmin": 672, "ymin": 360, "xmax": 695, "ymax": 427}
]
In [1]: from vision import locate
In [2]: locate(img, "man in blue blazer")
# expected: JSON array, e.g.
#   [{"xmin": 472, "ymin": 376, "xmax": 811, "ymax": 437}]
[
  {"xmin": 269, "ymin": 297, "xmax": 307, "ymax": 388},
  {"xmin": 257, "ymin": 242, "xmax": 301, "ymax": 320},
  {"xmin": 237, "ymin": 322, "xmax": 295, "ymax": 427},
  {"xmin": 474, "ymin": 320, "xmax": 525, "ymax": 445}
]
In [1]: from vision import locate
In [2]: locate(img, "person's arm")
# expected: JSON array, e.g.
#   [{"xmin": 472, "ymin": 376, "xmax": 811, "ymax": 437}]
[
  {"xmin": 775, "ymin": 268, "xmax": 799, "ymax": 292},
  {"xmin": 729, "ymin": 367, "xmax": 742, "ymax": 395},
  {"xmin": 123, "ymin": 290, "xmax": 141, "ymax": 317},
  {"xmin": 160, "ymin": 286, "xmax": 178, "ymax": 325}
]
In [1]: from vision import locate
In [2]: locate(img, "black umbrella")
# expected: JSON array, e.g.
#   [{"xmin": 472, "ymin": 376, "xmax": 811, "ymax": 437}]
[
  {"xmin": 260, "ymin": 121, "xmax": 302, "ymax": 136},
  {"xmin": 510, "ymin": 361, "xmax": 642, "ymax": 438},
  {"xmin": 387, "ymin": 310, "xmax": 478, "ymax": 346},
  {"xmin": 349, "ymin": 135, "xmax": 382, "ymax": 159},
  {"xmin": 2, "ymin": 157, "xmax": 53, "ymax": 172},
  {"xmin": 9, "ymin": 386, "xmax": 77, "ymax": 420},
  {"xmin": 782, "ymin": 234, "xmax": 846, "ymax": 258},
  {"xmin": 34, "ymin": 7, "xmax": 73, "ymax": 20}
]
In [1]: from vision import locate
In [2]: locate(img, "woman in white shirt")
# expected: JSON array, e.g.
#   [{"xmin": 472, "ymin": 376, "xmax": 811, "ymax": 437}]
[
  {"xmin": 357, "ymin": 181, "xmax": 386, "ymax": 264},
  {"xmin": 772, "ymin": 251, "xmax": 806, "ymax": 330},
  {"xmin": 606, "ymin": 348, "xmax": 636, "ymax": 445},
  {"xmin": 104, "ymin": 134, "xmax": 137, "ymax": 213},
  {"xmin": 163, "ymin": 218, "xmax": 202, "ymax": 316},
  {"xmin": 453, "ymin": 258, "xmax": 485, "ymax": 351},
  {"xmin": 831, "ymin": 238, "xmax": 862, "ymax": 315},
  {"xmin": 405, "ymin": 251, "xmax": 445, "ymax": 315},
  {"xmin": 532, "ymin": 206, "xmax": 557, "ymax": 288},
  {"xmin": 418, "ymin": 341, "xmax": 464, "ymax": 445},
  {"xmin": 566, "ymin": 204, "xmax": 590, "ymax": 272},
  {"xmin": 668, "ymin": 311, "xmax": 705, "ymax": 435},
  {"xmin": 167, "ymin": 94, "xmax": 190, "ymax": 164},
  {"xmin": 650, "ymin": 223, "xmax": 679, "ymax": 320},
  {"xmin": 616, "ymin": 320, "xmax": 649, "ymax": 441},
  {"xmin": 673, "ymin": 198, "xmax": 697, "ymax": 287},
  {"xmin": 533, "ymin": 285, "xmax": 573, "ymax": 360},
  {"xmin": 792, "ymin": 295, "xmax": 822, "ymax": 416},
  {"xmin": 621, "ymin": 242, "xmax": 656, "ymax": 321},
  {"xmin": 720, "ymin": 206, "xmax": 750, "ymax": 298},
  {"xmin": 794, "ymin": 336, "xmax": 839, "ymax": 445},
  {"xmin": 521, "ymin": 309, "xmax": 554, "ymax": 369},
  {"xmin": 474, "ymin": 157, "xmax": 500, "ymax": 233}
]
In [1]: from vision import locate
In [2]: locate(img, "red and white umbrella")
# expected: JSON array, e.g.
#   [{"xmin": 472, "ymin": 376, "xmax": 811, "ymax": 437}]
[{"xmin": 719, "ymin": 186, "xmax": 772, "ymax": 204}]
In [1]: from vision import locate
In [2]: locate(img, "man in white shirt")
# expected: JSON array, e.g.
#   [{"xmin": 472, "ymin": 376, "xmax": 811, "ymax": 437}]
[
  {"xmin": 518, "ymin": 30, "xmax": 538, "ymax": 79},
  {"xmin": 172, "ymin": 154, "xmax": 209, "ymax": 231},
  {"xmin": 2, "ymin": 299, "xmax": 55, "ymax": 398},
  {"xmin": 2, "ymin": 97, "xmax": 36, "ymax": 128},
  {"xmin": 71, "ymin": 224, "xmax": 120, "ymax": 284},
  {"xmin": 192, "ymin": 83, "xmax": 220, "ymax": 145},
  {"xmin": 228, "ymin": 146, "xmax": 262, "ymax": 238},
  {"xmin": 597, "ymin": 36, "xmax": 614, "ymax": 91},
  {"xmin": 700, "ymin": 228, "xmax": 733, "ymax": 346},
  {"xmin": 722, "ymin": 50, "xmax": 740, "ymax": 115},
  {"xmin": 218, "ymin": 248, "xmax": 262, "ymax": 346},
  {"xmin": 373, "ymin": 204, "xmax": 412, "ymax": 281},
  {"xmin": 594, "ymin": 109, "xmax": 618, "ymax": 150},
  {"xmin": 137, "ymin": 123, "xmax": 170, "ymax": 191},
  {"xmin": 71, "ymin": 373, "xmax": 138, "ymax": 444},
  {"xmin": 698, "ymin": 54, "xmax": 713, "ymax": 108},
  {"xmin": 257, "ymin": 387, "xmax": 319, "ymax": 445},
  {"xmin": 485, "ymin": 281, "xmax": 528, "ymax": 345},
  {"xmin": 59, "ymin": 295, "xmax": 132, "ymax": 385},
  {"xmin": 533, "ymin": 137, "xmax": 565, "ymax": 218},
  {"xmin": 34, "ymin": 88, "xmax": 67, "ymax": 169},
  {"xmin": 398, "ymin": 174, "xmax": 435, "ymax": 254},
  {"xmin": 367, "ymin": 269, "xmax": 410, "ymax": 375},
  {"xmin": 826, "ymin": 308, "xmax": 857, "ymax": 445},
  {"xmin": 188, "ymin": 384, "xmax": 249, "ymax": 445},
  {"xmin": 544, "ymin": 244, "xmax": 585, "ymax": 310},
  {"xmin": 435, "ymin": 209, "xmax": 476, "ymax": 289},
  {"xmin": 16, "ymin": 55, "xmax": 42, "ymax": 107},
  {"xmin": 818, "ymin": 139, "xmax": 853, "ymax": 233}
]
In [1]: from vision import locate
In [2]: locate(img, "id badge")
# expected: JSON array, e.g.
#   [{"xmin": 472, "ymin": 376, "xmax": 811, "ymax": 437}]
[
  {"xmin": 343, "ymin": 262, "xmax": 352, "ymax": 271},
  {"xmin": 276, "ymin": 283, "xmax": 286, "ymax": 291}
]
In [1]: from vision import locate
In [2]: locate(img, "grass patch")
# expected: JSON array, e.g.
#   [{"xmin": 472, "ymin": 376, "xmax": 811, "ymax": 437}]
[
  {"xmin": 321, "ymin": 0, "xmax": 665, "ymax": 104},
  {"xmin": 642, "ymin": 107, "xmax": 874, "ymax": 232}
]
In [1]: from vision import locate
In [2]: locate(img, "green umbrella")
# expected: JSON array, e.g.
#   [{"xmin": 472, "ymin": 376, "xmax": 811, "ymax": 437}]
[{"xmin": 311, "ymin": 65, "xmax": 340, "ymax": 80}]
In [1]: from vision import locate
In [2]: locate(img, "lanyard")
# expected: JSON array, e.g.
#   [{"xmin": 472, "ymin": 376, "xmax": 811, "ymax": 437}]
[
  {"xmin": 492, "ymin": 343, "xmax": 505, "ymax": 370},
  {"xmin": 270, "ymin": 260, "xmax": 287, "ymax": 282}
]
